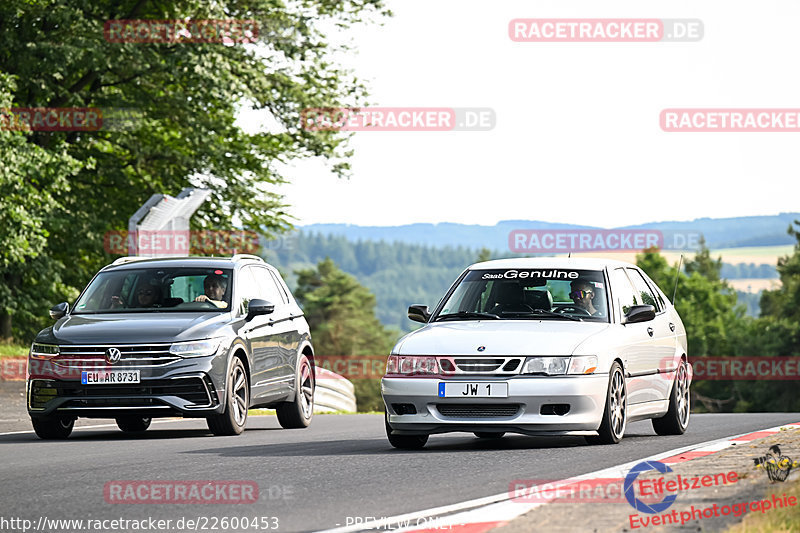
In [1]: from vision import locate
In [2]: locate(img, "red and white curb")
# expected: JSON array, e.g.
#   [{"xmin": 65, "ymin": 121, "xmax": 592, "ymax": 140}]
[{"xmin": 319, "ymin": 422, "xmax": 800, "ymax": 533}]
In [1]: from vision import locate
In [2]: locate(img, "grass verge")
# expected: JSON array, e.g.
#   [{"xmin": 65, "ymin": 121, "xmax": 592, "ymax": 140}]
[
  {"xmin": 0, "ymin": 344, "xmax": 28, "ymax": 358},
  {"xmin": 725, "ymin": 475, "xmax": 800, "ymax": 533}
]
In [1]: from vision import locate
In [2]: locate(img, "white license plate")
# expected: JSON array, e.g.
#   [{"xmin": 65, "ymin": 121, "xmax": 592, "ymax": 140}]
[
  {"xmin": 81, "ymin": 370, "xmax": 140, "ymax": 385},
  {"xmin": 438, "ymin": 382, "xmax": 508, "ymax": 398}
]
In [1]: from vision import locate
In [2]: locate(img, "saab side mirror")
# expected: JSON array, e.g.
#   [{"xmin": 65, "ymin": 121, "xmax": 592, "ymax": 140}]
[
  {"xmin": 50, "ymin": 302, "xmax": 69, "ymax": 320},
  {"xmin": 246, "ymin": 299, "xmax": 275, "ymax": 321},
  {"xmin": 408, "ymin": 304, "xmax": 431, "ymax": 324},
  {"xmin": 623, "ymin": 305, "xmax": 656, "ymax": 324}
]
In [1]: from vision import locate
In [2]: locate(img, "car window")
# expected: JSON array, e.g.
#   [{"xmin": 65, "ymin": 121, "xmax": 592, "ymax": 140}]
[
  {"xmin": 642, "ymin": 271, "xmax": 668, "ymax": 310},
  {"xmin": 237, "ymin": 267, "xmax": 260, "ymax": 315},
  {"xmin": 251, "ymin": 266, "xmax": 283, "ymax": 305},
  {"xmin": 73, "ymin": 267, "xmax": 233, "ymax": 313},
  {"xmin": 269, "ymin": 270, "xmax": 291, "ymax": 303},
  {"xmin": 610, "ymin": 268, "xmax": 639, "ymax": 316},
  {"xmin": 436, "ymin": 268, "xmax": 609, "ymax": 321},
  {"xmin": 626, "ymin": 268, "xmax": 661, "ymax": 312}
]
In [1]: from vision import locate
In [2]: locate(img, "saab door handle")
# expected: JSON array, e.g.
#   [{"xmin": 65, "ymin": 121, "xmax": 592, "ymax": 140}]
[
  {"xmin": 669, "ymin": 322, "xmax": 676, "ymax": 332},
  {"xmin": 647, "ymin": 327, "xmax": 654, "ymax": 337}
]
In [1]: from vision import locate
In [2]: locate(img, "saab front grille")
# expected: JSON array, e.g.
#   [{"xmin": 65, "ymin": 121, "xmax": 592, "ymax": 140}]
[
  {"xmin": 447, "ymin": 357, "xmax": 524, "ymax": 374},
  {"xmin": 437, "ymin": 404, "xmax": 520, "ymax": 418}
]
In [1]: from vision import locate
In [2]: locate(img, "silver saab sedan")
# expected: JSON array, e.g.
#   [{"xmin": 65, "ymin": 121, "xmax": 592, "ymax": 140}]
[{"xmin": 382, "ymin": 258, "xmax": 691, "ymax": 448}]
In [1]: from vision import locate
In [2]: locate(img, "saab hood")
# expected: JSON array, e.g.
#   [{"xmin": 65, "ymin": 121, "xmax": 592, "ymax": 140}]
[{"xmin": 395, "ymin": 320, "xmax": 609, "ymax": 356}]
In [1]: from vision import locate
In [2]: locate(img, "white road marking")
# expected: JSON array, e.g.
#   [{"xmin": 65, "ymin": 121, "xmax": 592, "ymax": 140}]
[{"xmin": 318, "ymin": 422, "xmax": 800, "ymax": 533}]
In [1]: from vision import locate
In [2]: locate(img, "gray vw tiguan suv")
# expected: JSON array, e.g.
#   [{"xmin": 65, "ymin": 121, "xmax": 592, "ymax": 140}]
[{"xmin": 27, "ymin": 255, "xmax": 315, "ymax": 439}]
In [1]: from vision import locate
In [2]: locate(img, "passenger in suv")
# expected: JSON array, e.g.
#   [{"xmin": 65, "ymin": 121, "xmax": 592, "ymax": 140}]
[{"xmin": 27, "ymin": 255, "xmax": 316, "ymax": 439}]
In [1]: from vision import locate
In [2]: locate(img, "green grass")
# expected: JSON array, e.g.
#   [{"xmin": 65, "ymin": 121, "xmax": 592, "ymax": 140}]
[
  {"xmin": 725, "ymin": 476, "xmax": 800, "ymax": 533},
  {"xmin": 0, "ymin": 344, "xmax": 28, "ymax": 358}
]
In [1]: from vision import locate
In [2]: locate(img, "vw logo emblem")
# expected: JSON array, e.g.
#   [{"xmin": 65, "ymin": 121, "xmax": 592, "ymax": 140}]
[
  {"xmin": 105, "ymin": 347, "xmax": 122, "ymax": 365},
  {"xmin": 477, "ymin": 346, "xmax": 486, "ymax": 352}
]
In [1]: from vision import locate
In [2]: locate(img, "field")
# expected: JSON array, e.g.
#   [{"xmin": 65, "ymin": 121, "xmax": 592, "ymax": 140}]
[{"xmin": 563, "ymin": 245, "xmax": 793, "ymax": 268}]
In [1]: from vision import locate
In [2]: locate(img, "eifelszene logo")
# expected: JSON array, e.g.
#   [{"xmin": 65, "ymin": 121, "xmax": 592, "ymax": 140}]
[{"xmin": 624, "ymin": 461, "xmax": 678, "ymax": 514}]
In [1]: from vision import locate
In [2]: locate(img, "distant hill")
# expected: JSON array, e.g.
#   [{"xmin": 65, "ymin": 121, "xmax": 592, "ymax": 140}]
[
  {"xmin": 301, "ymin": 213, "xmax": 800, "ymax": 251},
  {"xmin": 264, "ymin": 230, "xmax": 781, "ymax": 333}
]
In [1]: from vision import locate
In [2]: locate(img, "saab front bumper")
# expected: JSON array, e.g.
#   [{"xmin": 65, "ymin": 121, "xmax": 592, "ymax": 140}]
[{"xmin": 382, "ymin": 374, "xmax": 609, "ymax": 436}]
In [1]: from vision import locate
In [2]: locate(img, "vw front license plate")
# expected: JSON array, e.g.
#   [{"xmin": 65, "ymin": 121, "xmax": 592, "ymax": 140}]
[
  {"xmin": 438, "ymin": 382, "xmax": 508, "ymax": 398},
  {"xmin": 81, "ymin": 370, "xmax": 140, "ymax": 385}
]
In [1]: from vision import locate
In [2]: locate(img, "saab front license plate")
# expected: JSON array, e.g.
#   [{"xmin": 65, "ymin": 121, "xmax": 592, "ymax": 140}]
[
  {"xmin": 438, "ymin": 382, "xmax": 508, "ymax": 398},
  {"xmin": 81, "ymin": 370, "xmax": 140, "ymax": 385}
]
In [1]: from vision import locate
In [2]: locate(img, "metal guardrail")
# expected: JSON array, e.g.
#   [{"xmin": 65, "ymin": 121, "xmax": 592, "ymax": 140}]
[{"xmin": 314, "ymin": 367, "xmax": 357, "ymax": 413}]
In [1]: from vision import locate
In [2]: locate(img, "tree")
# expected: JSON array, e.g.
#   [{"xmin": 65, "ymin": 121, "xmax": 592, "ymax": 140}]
[
  {"xmin": 295, "ymin": 258, "xmax": 398, "ymax": 411},
  {"xmin": 476, "ymin": 247, "xmax": 492, "ymax": 262},
  {"xmin": 637, "ymin": 246, "xmax": 748, "ymax": 412},
  {"xmin": 0, "ymin": 0, "xmax": 389, "ymax": 339},
  {"xmin": 0, "ymin": 72, "xmax": 82, "ymax": 338},
  {"xmin": 733, "ymin": 221, "xmax": 800, "ymax": 412}
]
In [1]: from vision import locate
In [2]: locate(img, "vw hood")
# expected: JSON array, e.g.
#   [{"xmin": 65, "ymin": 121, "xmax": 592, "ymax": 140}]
[{"xmin": 37, "ymin": 312, "xmax": 235, "ymax": 345}]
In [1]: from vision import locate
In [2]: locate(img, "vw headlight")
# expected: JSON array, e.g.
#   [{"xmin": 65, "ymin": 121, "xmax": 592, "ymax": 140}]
[
  {"xmin": 30, "ymin": 343, "xmax": 59, "ymax": 360},
  {"xmin": 169, "ymin": 338, "xmax": 224, "ymax": 358}
]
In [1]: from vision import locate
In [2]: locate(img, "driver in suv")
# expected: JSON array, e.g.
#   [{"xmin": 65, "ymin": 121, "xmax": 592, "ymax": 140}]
[{"xmin": 194, "ymin": 273, "xmax": 229, "ymax": 308}]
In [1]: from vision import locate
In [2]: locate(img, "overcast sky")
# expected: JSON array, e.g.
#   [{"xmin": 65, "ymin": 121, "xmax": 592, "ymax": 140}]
[{"xmin": 266, "ymin": 0, "xmax": 800, "ymax": 228}]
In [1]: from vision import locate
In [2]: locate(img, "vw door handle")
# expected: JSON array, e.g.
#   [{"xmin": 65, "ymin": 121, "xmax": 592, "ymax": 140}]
[{"xmin": 647, "ymin": 327, "xmax": 654, "ymax": 337}]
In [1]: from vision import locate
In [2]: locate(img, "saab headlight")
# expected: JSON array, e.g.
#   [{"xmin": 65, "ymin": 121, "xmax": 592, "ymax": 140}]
[
  {"xmin": 523, "ymin": 356, "xmax": 569, "ymax": 375},
  {"xmin": 568, "ymin": 355, "xmax": 598, "ymax": 375},
  {"xmin": 385, "ymin": 355, "xmax": 439, "ymax": 376},
  {"xmin": 522, "ymin": 356, "xmax": 598, "ymax": 375},
  {"xmin": 169, "ymin": 338, "xmax": 224, "ymax": 358}
]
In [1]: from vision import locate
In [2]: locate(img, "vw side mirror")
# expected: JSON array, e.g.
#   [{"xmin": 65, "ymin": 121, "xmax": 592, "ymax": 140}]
[
  {"xmin": 246, "ymin": 299, "xmax": 275, "ymax": 321},
  {"xmin": 50, "ymin": 302, "xmax": 69, "ymax": 320}
]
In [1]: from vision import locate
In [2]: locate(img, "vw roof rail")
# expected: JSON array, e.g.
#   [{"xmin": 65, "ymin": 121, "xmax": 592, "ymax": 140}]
[{"xmin": 111, "ymin": 256, "xmax": 152, "ymax": 266}]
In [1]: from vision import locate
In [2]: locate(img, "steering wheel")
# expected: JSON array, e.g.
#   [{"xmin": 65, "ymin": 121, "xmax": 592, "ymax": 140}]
[{"xmin": 553, "ymin": 305, "xmax": 592, "ymax": 316}]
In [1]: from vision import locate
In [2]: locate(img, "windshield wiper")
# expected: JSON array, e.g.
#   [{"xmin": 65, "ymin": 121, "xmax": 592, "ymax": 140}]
[
  {"xmin": 502, "ymin": 309, "xmax": 583, "ymax": 322},
  {"xmin": 434, "ymin": 311, "xmax": 500, "ymax": 322}
]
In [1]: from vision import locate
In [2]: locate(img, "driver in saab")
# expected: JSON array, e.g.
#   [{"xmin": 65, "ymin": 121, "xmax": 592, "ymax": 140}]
[{"xmin": 569, "ymin": 279, "xmax": 599, "ymax": 316}]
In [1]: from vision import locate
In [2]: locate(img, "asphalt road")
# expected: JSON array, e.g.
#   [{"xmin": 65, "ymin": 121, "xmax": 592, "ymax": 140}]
[{"xmin": 1, "ymin": 410, "xmax": 799, "ymax": 532}]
